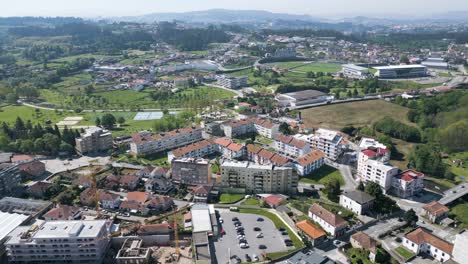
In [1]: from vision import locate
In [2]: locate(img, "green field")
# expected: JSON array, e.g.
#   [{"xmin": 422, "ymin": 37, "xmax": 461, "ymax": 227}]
[
  {"xmin": 450, "ymin": 197, "xmax": 468, "ymax": 228},
  {"xmin": 266, "ymin": 61, "xmax": 341, "ymax": 73},
  {"xmin": 395, "ymin": 246, "xmax": 415, "ymax": 260},
  {"xmin": 299, "ymin": 165, "xmax": 345, "ymax": 185},
  {"xmin": 241, "ymin": 197, "xmax": 260, "ymax": 206},
  {"xmin": 219, "ymin": 194, "xmax": 244, "ymax": 204},
  {"xmin": 301, "ymin": 100, "xmax": 412, "ymax": 131}
]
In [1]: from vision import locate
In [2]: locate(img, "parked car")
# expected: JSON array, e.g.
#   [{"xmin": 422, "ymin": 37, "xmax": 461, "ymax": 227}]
[
  {"xmin": 232, "ymin": 217, "xmax": 239, "ymax": 221},
  {"xmin": 245, "ymin": 254, "xmax": 252, "ymax": 262},
  {"xmin": 256, "ymin": 233, "xmax": 263, "ymax": 238},
  {"xmin": 253, "ymin": 227, "xmax": 261, "ymax": 231},
  {"xmin": 282, "ymin": 231, "xmax": 288, "ymax": 236},
  {"xmin": 257, "ymin": 217, "xmax": 264, "ymax": 222},
  {"xmin": 259, "ymin": 245, "xmax": 267, "ymax": 249},
  {"xmin": 279, "ymin": 227, "xmax": 286, "ymax": 232},
  {"xmin": 252, "ymin": 254, "xmax": 259, "ymax": 262}
]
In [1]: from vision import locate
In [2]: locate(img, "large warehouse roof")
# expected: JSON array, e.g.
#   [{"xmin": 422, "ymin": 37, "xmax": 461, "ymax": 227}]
[
  {"xmin": 191, "ymin": 204, "xmax": 213, "ymax": 233},
  {"xmin": 372, "ymin": 65, "xmax": 426, "ymax": 70},
  {"xmin": 0, "ymin": 211, "xmax": 29, "ymax": 242},
  {"xmin": 282, "ymin": 90, "xmax": 327, "ymax": 100}
]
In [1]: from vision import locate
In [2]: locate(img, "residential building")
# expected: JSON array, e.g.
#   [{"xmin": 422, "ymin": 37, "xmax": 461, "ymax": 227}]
[
  {"xmin": 119, "ymin": 174, "xmax": 141, "ymax": 191},
  {"xmin": 357, "ymin": 147, "xmax": 390, "ymax": 180},
  {"xmin": 350, "ymin": 232, "xmax": 378, "ymax": 262},
  {"xmin": 295, "ymin": 150, "xmax": 325, "ymax": 176},
  {"xmin": 144, "ymin": 177, "xmax": 173, "ymax": 195},
  {"xmin": 137, "ymin": 166, "xmax": 168, "ymax": 179},
  {"xmin": 392, "ymin": 170, "xmax": 425, "ymax": 198},
  {"xmin": 275, "ymin": 90, "xmax": 332, "ymax": 107},
  {"xmin": 192, "ymin": 185, "xmax": 212, "ymax": 203},
  {"xmin": 246, "ymin": 145, "xmax": 291, "ymax": 167},
  {"xmin": 216, "ymin": 75, "xmax": 247, "ymax": 89},
  {"xmin": 358, "ymin": 137, "xmax": 389, "ymax": 151},
  {"xmin": 80, "ymin": 188, "xmax": 121, "ymax": 209},
  {"xmin": 221, "ymin": 118, "xmax": 279, "ymax": 139},
  {"xmin": 115, "ymin": 238, "xmax": 151, "ymax": 264},
  {"xmin": 43, "ymin": 205, "xmax": 82, "ymax": 221},
  {"xmin": 422, "ymin": 201, "xmax": 449, "ymax": 224},
  {"xmin": 75, "ymin": 127, "xmax": 113, "ymax": 155},
  {"xmin": 167, "ymin": 140, "xmax": 216, "ymax": 163},
  {"xmin": 452, "ymin": 230, "xmax": 468, "ymax": 264},
  {"xmin": 0, "ymin": 163, "xmax": 22, "ymax": 197},
  {"xmin": 221, "ymin": 160, "xmax": 297, "ymax": 194},
  {"xmin": 373, "ymin": 65, "xmax": 427, "ymax": 79},
  {"xmin": 360, "ymin": 159, "xmax": 399, "ymax": 192},
  {"xmin": 339, "ymin": 190, "xmax": 375, "ymax": 216},
  {"xmin": 308, "ymin": 129, "xmax": 343, "ymax": 160},
  {"xmin": 27, "ymin": 181, "xmax": 52, "ymax": 198},
  {"xmin": 295, "ymin": 220, "xmax": 326, "ymax": 246},
  {"xmin": 213, "ymin": 138, "xmax": 245, "ymax": 159},
  {"xmin": 403, "ymin": 228, "xmax": 453, "ymax": 262},
  {"xmin": 274, "ymin": 134, "xmax": 310, "ymax": 157},
  {"xmin": 171, "ymin": 158, "xmax": 212, "ymax": 185},
  {"xmin": 130, "ymin": 126, "xmax": 203, "ymax": 156},
  {"xmin": 5, "ymin": 220, "xmax": 111, "ymax": 264},
  {"xmin": 274, "ymin": 47, "xmax": 296, "ymax": 58},
  {"xmin": 308, "ymin": 203, "xmax": 348, "ymax": 237},
  {"xmin": 18, "ymin": 160, "xmax": 45, "ymax": 177}
]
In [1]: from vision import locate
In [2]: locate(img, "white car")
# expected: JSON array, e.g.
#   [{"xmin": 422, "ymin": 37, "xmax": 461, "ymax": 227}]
[
  {"xmin": 252, "ymin": 254, "xmax": 259, "ymax": 262},
  {"xmin": 256, "ymin": 233, "xmax": 263, "ymax": 238},
  {"xmin": 239, "ymin": 243, "xmax": 249, "ymax": 249}
]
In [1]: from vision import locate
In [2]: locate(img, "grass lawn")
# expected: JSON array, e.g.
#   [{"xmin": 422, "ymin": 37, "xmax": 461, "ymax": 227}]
[
  {"xmin": 293, "ymin": 62, "xmax": 341, "ymax": 73},
  {"xmin": 289, "ymin": 197, "xmax": 355, "ymax": 223},
  {"xmin": 301, "ymin": 100, "xmax": 411, "ymax": 131},
  {"xmin": 238, "ymin": 208, "xmax": 304, "ymax": 260},
  {"xmin": 395, "ymin": 246, "xmax": 415, "ymax": 260},
  {"xmin": 219, "ymin": 194, "xmax": 245, "ymax": 204},
  {"xmin": 299, "ymin": 165, "xmax": 345, "ymax": 185},
  {"xmin": 241, "ymin": 197, "xmax": 260, "ymax": 206},
  {"xmin": 444, "ymin": 151, "xmax": 468, "ymax": 180},
  {"xmin": 449, "ymin": 197, "xmax": 468, "ymax": 228}
]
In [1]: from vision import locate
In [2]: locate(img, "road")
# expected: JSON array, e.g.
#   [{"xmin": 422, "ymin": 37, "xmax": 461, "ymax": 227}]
[
  {"xmin": 326, "ymin": 160, "xmax": 357, "ymax": 190},
  {"xmin": 438, "ymin": 181, "xmax": 468, "ymax": 205}
]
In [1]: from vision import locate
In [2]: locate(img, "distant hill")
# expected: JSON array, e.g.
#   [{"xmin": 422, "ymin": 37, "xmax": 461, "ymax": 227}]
[{"xmin": 112, "ymin": 9, "xmax": 322, "ymax": 24}]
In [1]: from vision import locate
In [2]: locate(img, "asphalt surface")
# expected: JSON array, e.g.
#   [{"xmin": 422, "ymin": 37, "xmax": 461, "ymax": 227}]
[{"xmin": 212, "ymin": 211, "xmax": 290, "ymax": 264}]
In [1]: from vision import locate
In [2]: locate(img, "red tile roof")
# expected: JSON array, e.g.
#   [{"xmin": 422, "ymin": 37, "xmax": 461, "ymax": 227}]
[
  {"xmin": 227, "ymin": 142, "xmax": 244, "ymax": 152},
  {"xmin": 351, "ymin": 232, "xmax": 377, "ymax": 253},
  {"xmin": 361, "ymin": 149, "xmax": 377, "ymax": 157},
  {"xmin": 309, "ymin": 203, "xmax": 348, "ymax": 228},
  {"xmin": 397, "ymin": 169, "xmax": 424, "ymax": 182},
  {"xmin": 275, "ymin": 134, "xmax": 307, "ymax": 149},
  {"xmin": 127, "ymin": 191, "xmax": 150, "ymax": 204},
  {"xmin": 246, "ymin": 144, "xmax": 262, "ymax": 154},
  {"xmin": 405, "ymin": 228, "xmax": 453, "ymax": 254},
  {"xmin": 297, "ymin": 150, "xmax": 325, "ymax": 166},
  {"xmin": 263, "ymin": 195, "xmax": 284, "ymax": 207},
  {"xmin": 296, "ymin": 220, "xmax": 326, "ymax": 239},
  {"xmin": 43, "ymin": 205, "xmax": 80, "ymax": 220},
  {"xmin": 138, "ymin": 223, "xmax": 172, "ymax": 235},
  {"xmin": 214, "ymin": 137, "xmax": 232, "ymax": 147},
  {"xmin": 423, "ymin": 201, "xmax": 449, "ymax": 217},
  {"xmin": 171, "ymin": 140, "xmax": 213, "ymax": 157}
]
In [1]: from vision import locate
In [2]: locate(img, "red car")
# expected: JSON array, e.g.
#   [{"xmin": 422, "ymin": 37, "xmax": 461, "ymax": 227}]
[{"xmin": 220, "ymin": 229, "xmax": 226, "ymax": 235}]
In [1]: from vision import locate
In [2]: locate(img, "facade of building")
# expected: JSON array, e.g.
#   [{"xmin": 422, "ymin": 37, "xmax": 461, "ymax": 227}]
[
  {"xmin": 167, "ymin": 140, "xmax": 216, "ymax": 163},
  {"xmin": 213, "ymin": 138, "xmax": 245, "ymax": 160},
  {"xmin": 350, "ymin": 232, "xmax": 378, "ymax": 262},
  {"xmin": 221, "ymin": 118, "xmax": 279, "ymax": 139},
  {"xmin": 43, "ymin": 205, "xmax": 82, "ymax": 221},
  {"xmin": 308, "ymin": 203, "xmax": 348, "ymax": 237},
  {"xmin": 422, "ymin": 201, "xmax": 449, "ymax": 224},
  {"xmin": 373, "ymin": 65, "xmax": 427, "ymax": 79},
  {"xmin": 216, "ymin": 75, "xmax": 247, "ymax": 89},
  {"xmin": 246, "ymin": 144, "xmax": 292, "ymax": 167},
  {"xmin": 274, "ymin": 134, "xmax": 310, "ymax": 158},
  {"xmin": 342, "ymin": 64, "xmax": 372, "ymax": 79},
  {"xmin": 392, "ymin": 170, "xmax": 425, "ymax": 198},
  {"xmin": 308, "ymin": 129, "xmax": 343, "ymax": 160},
  {"xmin": 294, "ymin": 150, "xmax": 325, "ymax": 176},
  {"xmin": 130, "ymin": 126, "xmax": 203, "ymax": 156},
  {"xmin": 221, "ymin": 161, "xmax": 297, "ymax": 194},
  {"xmin": 0, "ymin": 163, "xmax": 22, "ymax": 197},
  {"xmin": 357, "ymin": 147, "xmax": 390, "ymax": 181},
  {"xmin": 171, "ymin": 158, "xmax": 211, "ymax": 186},
  {"xmin": 360, "ymin": 159, "xmax": 398, "ymax": 192},
  {"xmin": 275, "ymin": 90, "xmax": 332, "ymax": 107},
  {"xmin": 403, "ymin": 228, "xmax": 453, "ymax": 262},
  {"xmin": 75, "ymin": 127, "xmax": 113, "ymax": 155},
  {"xmin": 339, "ymin": 191, "xmax": 374, "ymax": 216},
  {"xmin": 274, "ymin": 47, "xmax": 296, "ymax": 58},
  {"xmin": 5, "ymin": 220, "xmax": 110, "ymax": 264}
]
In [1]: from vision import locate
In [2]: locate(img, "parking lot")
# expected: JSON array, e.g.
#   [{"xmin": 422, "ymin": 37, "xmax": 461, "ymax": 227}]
[{"xmin": 212, "ymin": 211, "xmax": 291, "ymax": 264}]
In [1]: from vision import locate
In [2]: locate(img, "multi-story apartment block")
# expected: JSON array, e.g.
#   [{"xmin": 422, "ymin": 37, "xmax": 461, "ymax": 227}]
[
  {"xmin": 221, "ymin": 161, "xmax": 297, "ymax": 194},
  {"xmin": 357, "ymin": 147, "xmax": 390, "ymax": 180},
  {"xmin": 167, "ymin": 140, "xmax": 216, "ymax": 163},
  {"xmin": 5, "ymin": 220, "xmax": 110, "ymax": 264},
  {"xmin": 274, "ymin": 134, "xmax": 310, "ymax": 158},
  {"xmin": 213, "ymin": 138, "xmax": 245, "ymax": 160},
  {"xmin": 171, "ymin": 158, "xmax": 212, "ymax": 185},
  {"xmin": 130, "ymin": 126, "xmax": 203, "ymax": 156},
  {"xmin": 0, "ymin": 163, "xmax": 22, "ymax": 197},
  {"xmin": 308, "ymin": 203, "xmax": 348, "ymax": 237},
  {"xmin": 308, "ymin": 128, "xmax": 343, "ymax": 160},
  {"xmin": 392, "ymin": 169, "xmax": 425, "ymax": 198},
  {"xmin": 295, "ymin": 150, "xmax": 325, "ymax": 176},
  {"xmin": 403, "ymin": 228, "xmax": 453, "ymax": 262},
  {"xmin": 75, "ymin": 127, "xmax": 113, "ymax": 155},
  {"xmin": 216, "ymin": 75, "xmax": 248, "ymax": 89},
  {"xmin": 221, "ymin": 118, "xmax": 279, "ymax": 139},
  {"xmin": 246, "ymin": 145, "xmax": 291, "ymax": 167},
  {"xmin": 360, "ymin": 159, "xmax": 399, "ymax": 192}
]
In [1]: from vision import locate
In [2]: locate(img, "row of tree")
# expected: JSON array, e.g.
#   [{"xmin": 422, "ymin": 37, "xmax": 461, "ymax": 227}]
[{"xmin": 373, "ymin": 117, "xmax": 421, "ymax": 142}]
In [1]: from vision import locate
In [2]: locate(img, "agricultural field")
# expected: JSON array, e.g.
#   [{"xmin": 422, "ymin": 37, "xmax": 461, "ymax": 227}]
[
  {"xmin": 300, "ymin": 100, "xmax": 412, "ymax": 131},
  {"xmin": 266, "ymin": 61, "xmax": 341, "ymax": 73}
]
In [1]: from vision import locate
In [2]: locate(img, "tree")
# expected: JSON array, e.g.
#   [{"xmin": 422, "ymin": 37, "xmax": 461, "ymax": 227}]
[
  {"xmin": 323, "ymin": 178, "xmax": 341, "ymax": 202},
  {"xmin": 357, "ymin": 181, "xmax": 365, "ymax": 191},
  {"xmin": 404, "ymin": 209, "xmax": 418, "ymax": 226},
  {"xmin": 353, "ymin": 88, "xmax": 359, "ymax": 97},
  {"xmin": 6, "ymin": 93, "xmax": 18, "ymax": 104},
  {"xmin": 95, "ymin": 117, "xmax": 101, "ymax": 127},
  {"xmin": 279, "ymin": 122, "xmax": 292, "ymax": 135},
  {"xmin": 365, "ymin": 182, "xmax": 383, "ymax": 198},
  {"xmin": 101, "ymin": 113, "xmax": 116, "ymax": 129},
  {"xmin": 117, "ymin": 116, "xmax": 126, "ymax": 125}
]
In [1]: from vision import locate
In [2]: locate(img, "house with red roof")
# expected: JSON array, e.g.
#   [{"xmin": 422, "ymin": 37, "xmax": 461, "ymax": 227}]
[
  {"xmin": 192, "ymin": 185, "xmax": 212, "ymax": 203},
  {"xmin": 296, "ymin": 220, "xmax": 326, "ymax": 246},
  {"xmin": 422, "ymin": 201, "xmax": 449, "ymax": 224},
  {"xmin": 27, "ymin": 181, "xmax": 52, "ymax": 198},
  {"xmin": 274, "ymin": 134, "xmax": 310, "ymax": 158},
  {"xmin": 392, "ymin": 169, "xmax": 424, "ymax": 198},
  {"xmin": 18, "ymin": 160, "xmax": 45, "ymax": 177},
  {"xmin": 119, "ymin": 174, "xmax": 141, "ymax": 191},
  {"xmin": 214, "ymin": 137, "xmax": 245, "ymax": 159},
  {"xmin": 262, "ymin": 194, "xmax": 285, "ymax": 208},
  {"xmin": 80, "ymin": 188, "xmax": 121, "ymax": 209},
  {"xmin": 309, "ymin": 203, "xmax": 348, "ymax": 237},
  {"xmin": 403, "ymin": 228, "xmax": 453, "ymax": 262},
  {"xmin": 43, "ymin": 205, "xmax": 82, "ymax": 221}
]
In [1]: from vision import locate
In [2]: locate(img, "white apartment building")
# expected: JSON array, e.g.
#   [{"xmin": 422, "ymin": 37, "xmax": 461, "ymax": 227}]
[
  {"xmin": 308, "ymin": 129, "xmax": 343, "ymax": 160},
  {"xmin": 392, "ymin": 170, "xmax": 425, "ymax": 198},
  {"xmin": 308, "ymin": 203, "xmax": 348, "ymax": 237},
  {"xmin": 221, "ymin": 118, "xmax": 279, "ymax": 139},
  {"xmin": 295, "ymin": 150, "xmax": 325, "ymax": 176},
  {"xmin": 167, "ymin": 140, "xmax": 216, "ymax": 163},
  {"xmin": 75, "ymin": 127, "xmax": 113, "ymax": 155},
  {"xmin": 403, "ymin": 228, "xmax": 453, "ymax": 262},
  {"xmin": 356, "ymin": 147, "xmax": 390, "ymax": 180},
  {"xmin": 130, "ymin": 126, "xmax": 203, "ymax": 156},
  {"xmin": 221, "ymin": 161, "xmax": 297, "ymax": 194},
  {"xmin": 274, "ymin": 134, "xmax": 311, "ymax": 157},
  {"xmin": 216, "ymin": 75, "xmax": 247, "ymax": 89},
  {"xmin": 6, "ymin": 220, "xmax": 110, "ymax": 264},
  {"xmin": 358, "ymin": 137, "xmax": 388, "ymax": 151},
  {"xmin": 339, "ymin": 191, "xmax": 374, "ymax": 216},
  {"xmin": 360, "ymin": 159, "xmax": 398, "ymax": 191},
  {"xmin": 213, "ymin": 138, "xmax": 245, "ymax": 160}
]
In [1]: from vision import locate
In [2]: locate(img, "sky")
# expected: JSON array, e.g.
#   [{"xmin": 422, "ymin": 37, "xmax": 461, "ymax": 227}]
[{"xmin": 1, "ymin": 0, "xmax": 467, "ymax": 18}]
